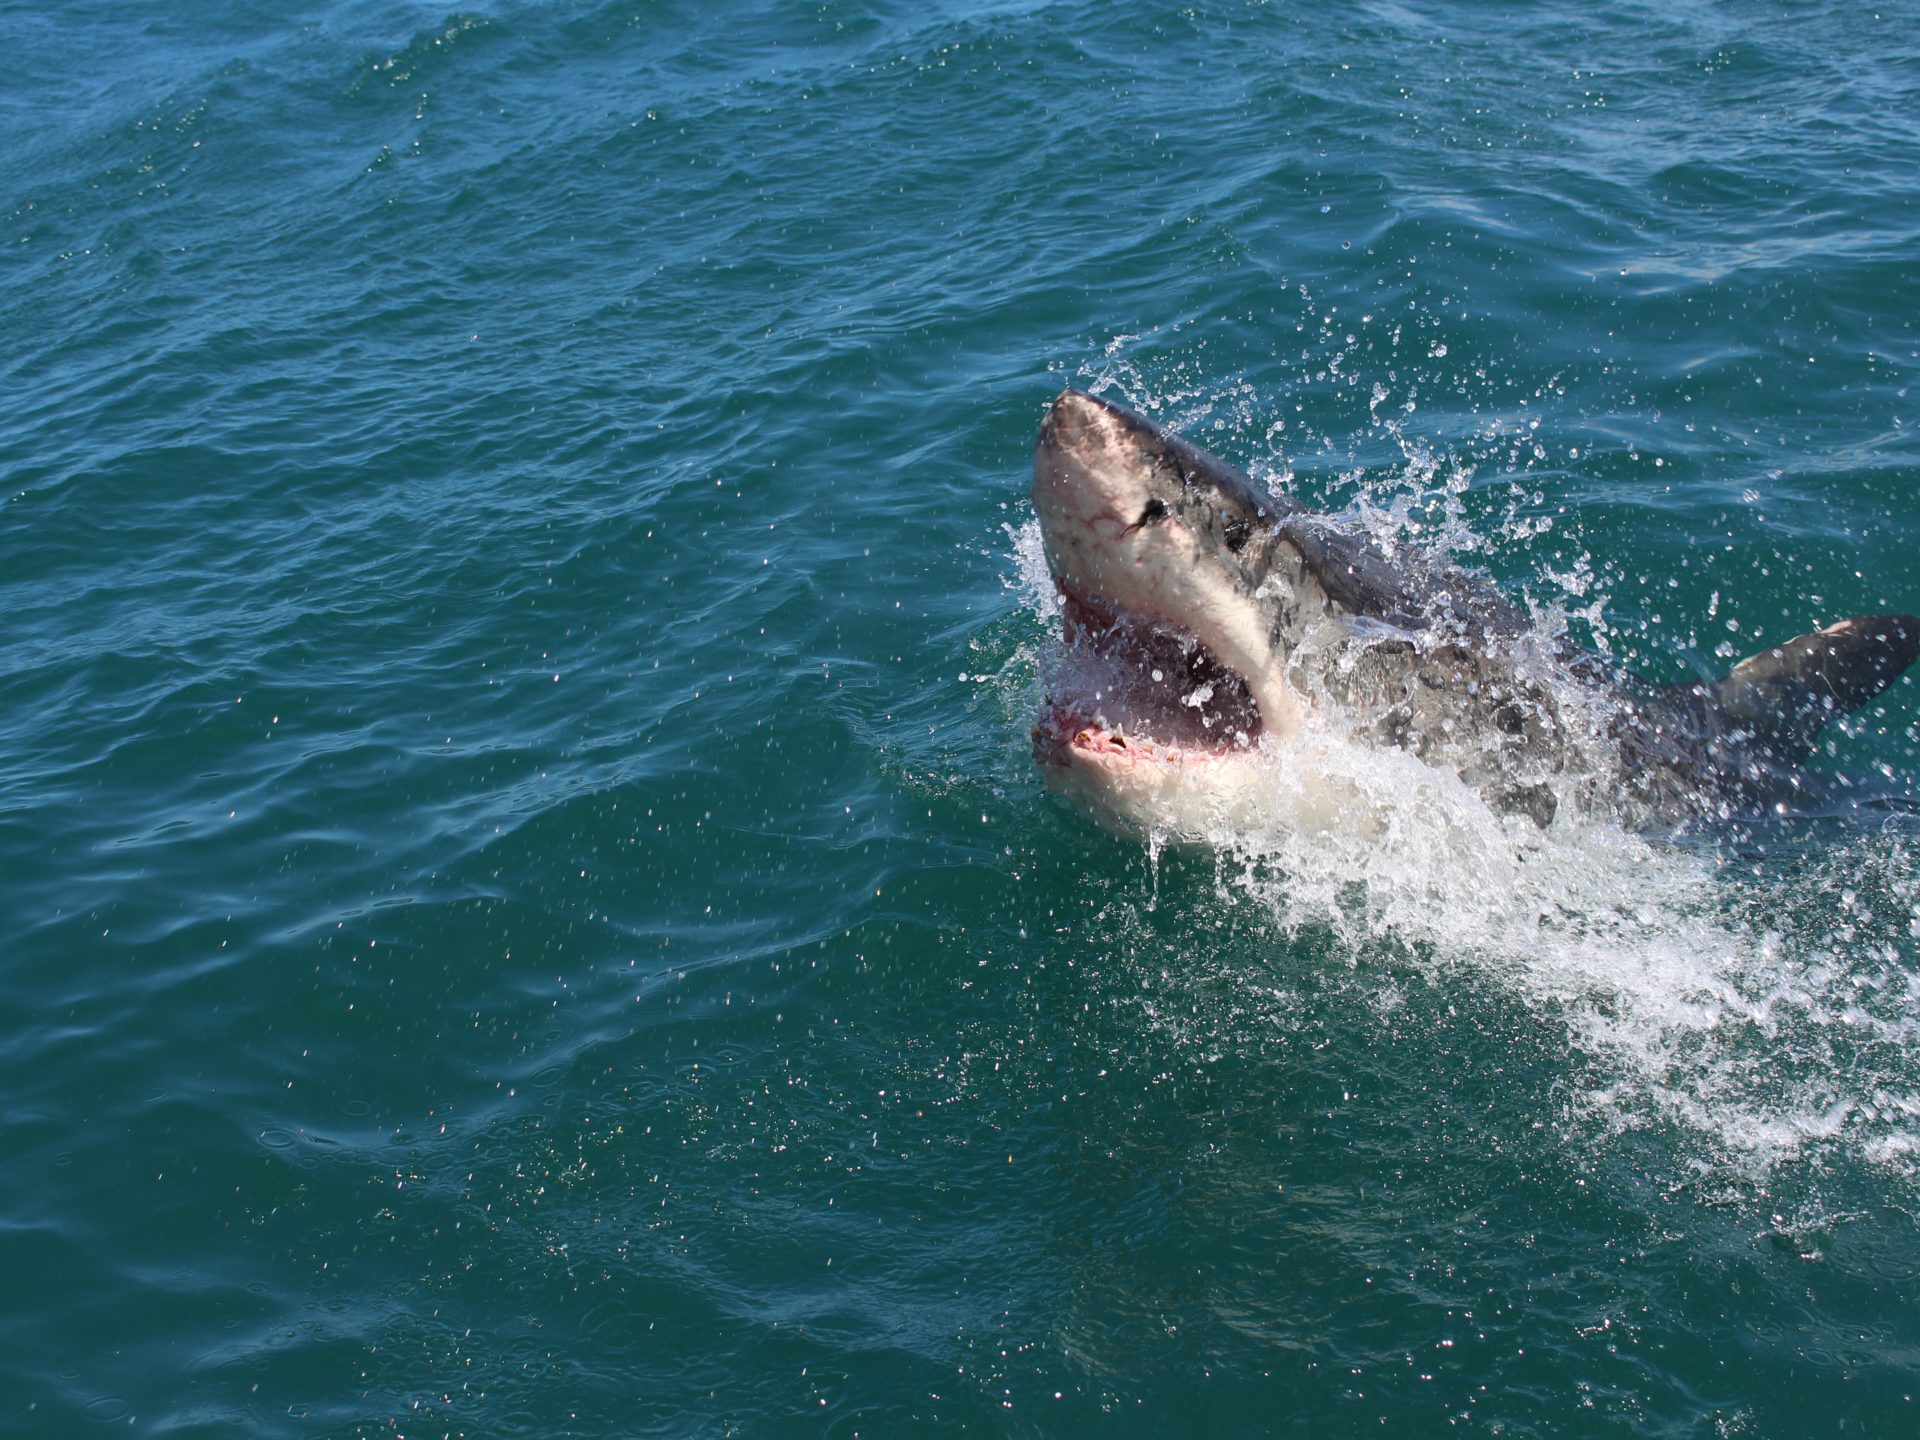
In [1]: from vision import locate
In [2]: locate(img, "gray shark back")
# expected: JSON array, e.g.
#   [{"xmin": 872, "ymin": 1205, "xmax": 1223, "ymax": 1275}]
[
  {"xmin": 1273, "ymin": 513, "xmax": 1532, "ymax": 640},
  {"xmin": 1259, "ymin": 513, "xmax": 1918, "ymax": 827}
]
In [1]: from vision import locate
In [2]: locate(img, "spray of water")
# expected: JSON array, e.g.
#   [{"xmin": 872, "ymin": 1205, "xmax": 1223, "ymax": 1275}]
[{"xmin": 1008, "ymin": 345, "xmax": 1920, "ymax": 1192}]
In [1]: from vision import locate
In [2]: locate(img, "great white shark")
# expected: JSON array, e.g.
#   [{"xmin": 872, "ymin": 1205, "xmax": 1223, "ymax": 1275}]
[{"xmin": 1029, "ymin": 387, "xmax": 1920, "ymax": 837}]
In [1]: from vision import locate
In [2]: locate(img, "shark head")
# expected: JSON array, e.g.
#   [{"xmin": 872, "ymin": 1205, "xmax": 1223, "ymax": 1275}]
[{"xmin": 1029, "ymin": 388, "xmax": 1309, "ymax": 831}]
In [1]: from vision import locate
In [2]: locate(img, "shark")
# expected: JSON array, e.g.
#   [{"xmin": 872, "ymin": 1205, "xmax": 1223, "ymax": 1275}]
[{"xmin": 1028, "ymin": 387, "xmax": 1920, "ymax": 837}]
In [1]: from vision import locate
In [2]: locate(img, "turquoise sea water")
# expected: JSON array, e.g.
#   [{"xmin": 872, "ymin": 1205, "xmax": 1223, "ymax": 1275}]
[{"xmin": 5, "ymin": 1, "xmax": 1920, "ymax": 1434}]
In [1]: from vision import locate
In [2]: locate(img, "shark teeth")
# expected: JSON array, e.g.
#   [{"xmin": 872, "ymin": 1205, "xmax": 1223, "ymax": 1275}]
[
  {"xmin": 1031, "ymin": 703, "xmax": 1239, "ymax": 773},
  {"xmin": 1040, "ymin": 588, "xmax": 1263, "ymax": 765}
]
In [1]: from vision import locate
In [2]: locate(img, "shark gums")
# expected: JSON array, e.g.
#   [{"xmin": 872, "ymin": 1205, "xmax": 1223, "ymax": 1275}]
[{"xmin": 1028, "ymin": 388, "xmax": 1920, "ymax": 838}]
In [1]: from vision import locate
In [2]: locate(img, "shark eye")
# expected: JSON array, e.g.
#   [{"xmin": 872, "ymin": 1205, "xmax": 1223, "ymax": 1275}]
[
  {"xmin": 1222, "ymin": 516, "xmax": 1253, "ymax": 552},
  {"xmin": 1137, "ymin": 498, "xmax": 1169, "ymax": 525}
]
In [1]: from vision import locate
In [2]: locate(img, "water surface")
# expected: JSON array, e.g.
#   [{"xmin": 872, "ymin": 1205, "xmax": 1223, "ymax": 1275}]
[{"xmin": 4, "ymin": 1, "xmax": 1920, "ymax": 1434}]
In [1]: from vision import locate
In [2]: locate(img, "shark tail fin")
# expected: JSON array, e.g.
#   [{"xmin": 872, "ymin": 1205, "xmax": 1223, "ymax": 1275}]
[{"xmin": 1701, "ymin": 614, "xmax": 1920, "ymax": 756}]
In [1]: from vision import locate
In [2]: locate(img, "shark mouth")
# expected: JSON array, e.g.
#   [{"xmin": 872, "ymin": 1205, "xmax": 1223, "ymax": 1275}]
[{"xmin": 1032, "ymin": 590, "xmax": 1265, "ymax": 769}]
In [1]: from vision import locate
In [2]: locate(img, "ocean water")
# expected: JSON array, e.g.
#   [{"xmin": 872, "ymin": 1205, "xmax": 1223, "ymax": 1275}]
[{"xmin": 4, "ymin": 0, "xmax": 1920, "ymax": 1434}]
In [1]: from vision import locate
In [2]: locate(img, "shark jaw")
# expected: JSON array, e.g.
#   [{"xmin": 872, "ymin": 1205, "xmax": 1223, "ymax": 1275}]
[
  {"xmin": 1029, "ymin": 388, "xmax": 1303, "ymax": 836},
  {"xmin": 1027, "ymin": 592, "xmax": 1278, "ymax": 839},
  {"xmin": 1032, "ymin": 587, "xmax": 1264, "ymax": 755}
]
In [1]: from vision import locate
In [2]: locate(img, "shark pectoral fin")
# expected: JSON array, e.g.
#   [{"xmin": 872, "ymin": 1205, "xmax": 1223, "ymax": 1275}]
[{"xmin": 1702, "ymin": 613, "xmax": 1920, "ymax": 756}]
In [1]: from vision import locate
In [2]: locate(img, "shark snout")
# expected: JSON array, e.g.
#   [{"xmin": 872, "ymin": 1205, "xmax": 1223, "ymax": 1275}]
[
  {"xmin": 1032, "ymin": 388, "xmax": 1159, "ymax": 531},
  {"xmin": 1038, "ymin": 387, "xmax": 1124, "ymax": 446},
  {"xmin": 1033, "ymin": 389, "xmax": 1135, "ymax": 489}
]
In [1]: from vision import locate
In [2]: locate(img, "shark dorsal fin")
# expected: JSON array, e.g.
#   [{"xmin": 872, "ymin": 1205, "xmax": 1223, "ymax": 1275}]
[{"xmin": 1703, "ymin": 614, "xmax": 1920, "ymax": 755}]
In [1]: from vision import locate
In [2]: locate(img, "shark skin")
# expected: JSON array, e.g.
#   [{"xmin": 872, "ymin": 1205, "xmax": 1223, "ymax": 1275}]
[{"xmin": 1028, "ymin": 387, "xmax": 1920, "ymax": 838}]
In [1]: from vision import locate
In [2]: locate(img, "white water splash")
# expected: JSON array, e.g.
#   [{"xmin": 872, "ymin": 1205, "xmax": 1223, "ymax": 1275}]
[
  {"xmin": 1209, "ymin": 736, "xmax": 1920, "ymax": 1182},
  {"xmin": 1009, "ymin": 450, "xmax": 1920, "ymax": 1187}
]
